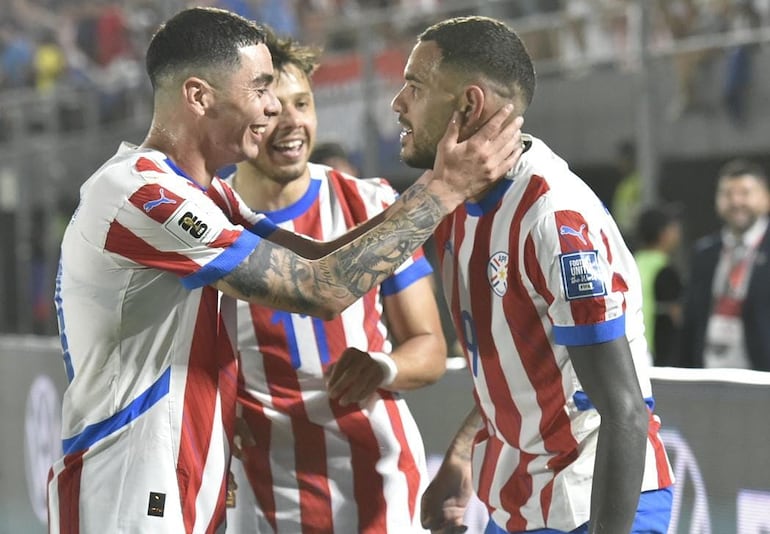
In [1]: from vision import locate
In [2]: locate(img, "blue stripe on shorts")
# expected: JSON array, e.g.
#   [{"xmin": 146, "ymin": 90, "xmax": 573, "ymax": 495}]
[{"xmin": 484, "ymin": 486, "xmax": 674, "ymax": 534}]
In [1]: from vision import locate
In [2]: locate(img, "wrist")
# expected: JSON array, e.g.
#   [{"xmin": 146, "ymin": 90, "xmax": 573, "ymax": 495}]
[
  {"xmin": 369, "ymin": 351, "xmax": 398, "ymax": 387},
  {"xmin": 424, "ymin": 173, "xmax": 464, "ymax": 213}
]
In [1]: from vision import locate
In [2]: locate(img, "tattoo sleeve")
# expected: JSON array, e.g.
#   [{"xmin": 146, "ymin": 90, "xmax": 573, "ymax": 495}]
[{"xmin": 222, "ymin": 183, "xmax": 447, "ymax": 317}]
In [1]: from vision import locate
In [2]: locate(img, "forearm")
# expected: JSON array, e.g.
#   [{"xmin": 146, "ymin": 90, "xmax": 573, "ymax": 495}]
[
  {"xmin": 589, "ymin": 410, "xmax": 648, "ymax": 534},
  {"xmin": 219, "ymin": 181, "xmax": 453, "ymax": 318},
  {"xmin": 445, "ymin": 405, "xmax": 483, "ymax": 464},
  {"xmin": 385, "ymin": 332, "xmax": 446, "ymax": 391}
]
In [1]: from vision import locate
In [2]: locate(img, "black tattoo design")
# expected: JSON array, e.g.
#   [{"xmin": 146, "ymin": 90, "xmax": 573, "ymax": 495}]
[{"xmin": 224, "ymin": 184, "xmax": 447, "ymax": 316}]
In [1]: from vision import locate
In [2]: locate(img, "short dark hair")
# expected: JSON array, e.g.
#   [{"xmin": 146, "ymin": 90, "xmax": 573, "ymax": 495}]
[
  {"xmin": 718, "ymin": 158, "xmax": 768, "ymax": 188},
  {"xmin": 636, "ymin": 204, "xmax": 681, "ymax": 247},
  {"xmin": 263, "ymin": 26, "xmax": 321, "ymax": 78},
  {"xmin": 146, "ymin": 7, "xmax": 266, "ymax": 90},
  {"xmin": 418, "ymin": 16, "xmax": 536, "ymax": 108}
]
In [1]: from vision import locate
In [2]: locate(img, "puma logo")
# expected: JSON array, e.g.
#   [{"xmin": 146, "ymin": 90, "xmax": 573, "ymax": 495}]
[
  {"xmin": 559, "ymin": 224, "xmax": 587, "ymax": 245},
  {"xmin": 143, "ymin": 188, "xmax": 177, "ymax": 212}
]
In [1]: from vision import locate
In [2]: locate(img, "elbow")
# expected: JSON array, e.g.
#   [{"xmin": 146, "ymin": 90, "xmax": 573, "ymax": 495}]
[
  {"xmin": 616, "ymin": 398, "xmax": 650, "ymax": 436},
  {"xmin": 422, "ymin": 359, "xmax": 447, "ymax": 386}
]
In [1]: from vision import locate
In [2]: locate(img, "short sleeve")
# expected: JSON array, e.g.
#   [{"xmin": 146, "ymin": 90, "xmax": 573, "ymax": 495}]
[
  {"xmin": 524, "ymin": 209, "xmax": 626, "ymax": 346},
  {"xmin": 105, "ymin": 178, "xmax": 261, "ymax": 290}
]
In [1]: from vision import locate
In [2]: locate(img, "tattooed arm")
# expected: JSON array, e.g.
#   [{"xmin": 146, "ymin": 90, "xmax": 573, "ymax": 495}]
[{"xmin": 215, "ymin": 106, "xmax": 524, "ymax": 318}]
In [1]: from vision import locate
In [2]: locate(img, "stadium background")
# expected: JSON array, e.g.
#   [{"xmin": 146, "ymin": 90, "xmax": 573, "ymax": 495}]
[{"xmin": 2, "ymin": 1, "xmax": 770, "ymax": 532}]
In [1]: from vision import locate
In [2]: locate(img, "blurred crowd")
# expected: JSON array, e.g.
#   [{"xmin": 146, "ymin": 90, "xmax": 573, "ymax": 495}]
[{"xmin": 2, "ymin": 0, "xmax": 770, "ymax": 126}]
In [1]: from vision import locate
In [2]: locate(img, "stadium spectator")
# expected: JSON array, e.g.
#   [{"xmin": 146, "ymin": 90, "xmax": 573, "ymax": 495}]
[
  {"xmin": 390, "ymin": 15, "xmax": 674, "ymax": 534},
  {"xmin": 634, "ymin": 205, "xmax": 684, "ymax": 366},
  {"xmin": 226, "ymin": 28, "xmax": 445, "ymax": 533},
  {"xmin": 47, "ymin": 7, "xmax": 523, "ymax": 533},
  {"xmin": 610, "ymin": 139, "xmax": 641, "ymax": 243},
  {"xmin": 680, "ymin": 159, "xmax": 770, "ymax": 370},
  {"xmin": 655, "ymin": 0, "xmax": 727, "ymax": 119}
]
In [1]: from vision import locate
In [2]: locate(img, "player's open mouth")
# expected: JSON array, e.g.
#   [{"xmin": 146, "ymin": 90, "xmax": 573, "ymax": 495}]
[
  {"xmin": 272, "ymin": 139, "xmax": 305, "ymax": 158},
  {"xmin": 399, "ymin": 128, "xmax": 413, "ymax": 142},
  {"xmin": 250, "ymin": 125, "xmax": 267, "ymax": 135}
]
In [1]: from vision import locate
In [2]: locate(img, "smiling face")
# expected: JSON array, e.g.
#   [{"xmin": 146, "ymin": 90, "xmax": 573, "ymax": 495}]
[
  {"xmin": 716, "ymin": 173, "xmax": 770, "ymax": 234},
  {"xmin": 247, "ymin": 63, "xmax": 317, "ymax": 185},
  {"xmin": 202, "ymin": 43, "xmax": 281, "ymax": 166},
  {"xmin": 391, "ymin": 40, "xmax": 458, "ymax": 170}
]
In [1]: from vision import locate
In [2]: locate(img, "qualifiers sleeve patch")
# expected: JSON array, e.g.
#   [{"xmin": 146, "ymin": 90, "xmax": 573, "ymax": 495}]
[
  {"xmin": 163, "ymin": 199, "xmax": 213, "ymax": 245},
  {"xmin": 559, "ymin": 250, "xmax": 607, "ymax": 300}
]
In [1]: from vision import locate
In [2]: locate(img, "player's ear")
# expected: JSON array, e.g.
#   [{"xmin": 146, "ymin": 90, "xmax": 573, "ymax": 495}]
[
  {"xmin": 183, "ymin": 76, "xmax": 214, "ymax": 116},
  {"xmin": 458, "ymin": 85, "xmax": 486, "ymax": 126}
]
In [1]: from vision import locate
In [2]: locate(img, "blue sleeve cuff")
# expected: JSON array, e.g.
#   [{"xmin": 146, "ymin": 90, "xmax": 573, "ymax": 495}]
[
  {"xmin": 553, "ymin": 314, "xmax": 625, "ymax": 346},
  {"xmin": 180, "ymin": 231, "xmax": 261, "ymax": 289},
  {"xmin": 251, "ymin": 216, "xmax": 278, "ymax": 237},
  {"xmin": 380, "ymin": 257, "xmax": 433, "ymax": 296}
]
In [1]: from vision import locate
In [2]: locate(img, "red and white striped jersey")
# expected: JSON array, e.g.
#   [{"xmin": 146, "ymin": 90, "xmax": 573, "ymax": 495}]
[
  {"xmin": 49, "ymin": 143, "xmax": 269, "ymax": 533},
  {"xmin": 433, "ymin": 136, "xmax": 674, "ymax": 533},
  {"xmin": 227, "ymin": 163, "xmax": 432, "ymax": 533}
]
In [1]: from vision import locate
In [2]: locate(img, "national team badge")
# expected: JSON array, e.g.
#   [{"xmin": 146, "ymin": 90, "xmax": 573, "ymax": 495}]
[
  {"xmin": 487, "ymin": 251, "xmax": 509, "ymax": 297},
  {"xmin": 559, "ymin": 250, "xmax": 607, "ymax": 300}
]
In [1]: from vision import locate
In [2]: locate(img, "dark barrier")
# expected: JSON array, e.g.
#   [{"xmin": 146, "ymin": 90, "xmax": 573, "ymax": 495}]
[{"xmin": 2, "ymin": 337, "xmax": 769, "ymax": 534}]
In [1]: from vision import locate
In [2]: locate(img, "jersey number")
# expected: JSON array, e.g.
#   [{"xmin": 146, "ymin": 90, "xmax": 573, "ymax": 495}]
[
  {"xmin": 461, "ymin": 310, "xmax": 480, "ymax": 377},
  {"xmin": 271, "ymin": 311, "xmax": 331, "ymax": 369}
]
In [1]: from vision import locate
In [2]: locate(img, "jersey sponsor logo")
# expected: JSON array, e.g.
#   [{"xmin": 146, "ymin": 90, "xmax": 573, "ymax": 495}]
[
  {"xmin": 559, "ymin": 224, "xmax": 588, "ymax": 246},
  {"xmin": 163, "ymin": 200, "xmax": 213, "ymax": 244},
  {"xmin": 142, "ymin": 188, "xmax": 177, "ymax": 213},
  {"xmin": 487, "ymin": 251, "xmax": 509, "ymax": 297},
  {"xmin": 559, "ymin": 250, "xmax": 607, "ymax": 300},
  {"xmin": 177, "ymin": 211, "xmax": 209, "ymax": 238}
]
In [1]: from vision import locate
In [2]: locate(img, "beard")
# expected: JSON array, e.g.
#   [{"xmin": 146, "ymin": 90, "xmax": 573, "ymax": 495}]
[{"xmin": 401, "ymin": 135, "xmax": 437, "ymax": 170}]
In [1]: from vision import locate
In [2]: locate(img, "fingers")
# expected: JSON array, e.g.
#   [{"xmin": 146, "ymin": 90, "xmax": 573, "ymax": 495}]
[
  {"xmin": 232, "ymin": 416, "xmax": 256, "ymax": 459},
  {"xmin": 475, "ymin": 103, "xmax": 515, "ymax": 140},
  {"xmin": 438, "ymin": 110, "xmax": 462, "ymax": 150},
  {"xmin": 326, "ymin": 349, "xmax": 384, "ymax": 405}
]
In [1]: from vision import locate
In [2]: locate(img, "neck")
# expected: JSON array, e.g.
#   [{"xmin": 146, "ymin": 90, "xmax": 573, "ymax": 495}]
[
  {"xmin": 141, "ymin": 122, "xmax": 216, "ymax": 189},
  {"xmin": 233, "ymin": 162, "xmax": 311, "ymax": 212}
]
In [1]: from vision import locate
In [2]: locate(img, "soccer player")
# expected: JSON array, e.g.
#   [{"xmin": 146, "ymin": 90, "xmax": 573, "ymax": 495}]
[
  {"xmin": 225, "ymin": 29, "xmax": 445, "ymax": 533},
  {"xmin": 390, "ymin": 16, "xmax": 676, "ymax": 534},
  {"xmin": 47, "ymin": 8, "xmax": 524, "ymax": 534}
]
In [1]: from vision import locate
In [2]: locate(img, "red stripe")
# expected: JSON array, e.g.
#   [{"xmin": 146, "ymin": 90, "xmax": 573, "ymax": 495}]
[
  {"xmin": 648, "ymin": 413, "xmax": 674, "ymax": 488},
  {"xmin": 602, "ymin": 231, "xmax": 629, "ymax": 314},
  {"xmin": 210, "ymin": 178, "xmax": 255, "ymax": 228},
  {"xmin": 135, "ymin": 156, "xmax": 167, "ymax": 174},
  {"xmin": 327, "ymin": 169, "xmax": 360, "ymax": 227},
  {"xmin": 468, "ymin": 202, "xmax": 523, "ymax": 447},
  {"xmin": 208, "ymin": 228, "xmax": 242, "ymax": 249},
  {"xmin": 500, "ymin": 452, "xmax": 535, "ymax": 532},
  {"xmin": 248, "ymin": 301, "xmax": 334, "ymax": 531},
  {"xmin": 554, "ymin": 210, "xmax": 608, "ymax": 325},
  {"xmin": 129, "ymin": 183, "xmax": 185, "ymax": 223},
  {"xmin": 521, "ymin": 235, "xmax": 579, "ymax": 471},
  {"xmin": 205, "ymin": 180, "xmax": 232, "ymax": 218},
  {"xmin": 105, "ymin": 221, "xmax": 201, "ymax": 276},
  {"xmin": 382, "ymin": 392, "xmax": 421, "ymax": 520},
  {"xmin": 177, "ymin": 288, "xmax": 221, "ymax": 532},
  {"xmin": 330, "ymin": 401, "xmax": 387, "ymax": 531},
  {"xmin": 56, "ymin": 450, "xmax": 86, "ymax": 534},
  {"xmin": 238, "ymin": 398, "xmax": 278, "ymax": 532},
  {"xmin": 475, "ymin": 435, "xmax": 502, "ymax": 509}
]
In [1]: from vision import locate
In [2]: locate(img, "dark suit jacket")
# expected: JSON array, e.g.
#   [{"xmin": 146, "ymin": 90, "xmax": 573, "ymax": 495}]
[{"xmin": 680, "ymin": 227, "xmax": 770, "ymax": 370}]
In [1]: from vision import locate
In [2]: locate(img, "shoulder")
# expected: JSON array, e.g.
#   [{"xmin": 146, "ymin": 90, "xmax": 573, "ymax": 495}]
[{"xmin": 309, "ymin": 162, "xmax": 398, "ymax": 204}]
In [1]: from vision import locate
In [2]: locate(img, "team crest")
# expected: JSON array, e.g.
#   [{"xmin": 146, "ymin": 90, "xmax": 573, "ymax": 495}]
[{"xmin": 487, "ymin": 251, "xmax": 509, "ymax": 297}]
